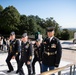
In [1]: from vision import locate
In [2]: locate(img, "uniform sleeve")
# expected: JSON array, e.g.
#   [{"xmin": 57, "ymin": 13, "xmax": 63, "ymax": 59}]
[
  {"xmin": 28, "ymin": 43, "xmax": 33, "ymax": 61},
  {"xmin": 15, "ymin": 40, "xmax": 21, "ymax": 55},
  {"xmin": 40, "ymin": 43, "xmax": 44, "ymax": 61},
  {"xmin": 55, "ymin": 40, "xmax": 62, "ymax": 67}
]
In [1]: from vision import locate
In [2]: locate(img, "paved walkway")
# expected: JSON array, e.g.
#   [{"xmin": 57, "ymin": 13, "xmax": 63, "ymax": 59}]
[
  {"xmin": 62, "ymin": 71, "xmax": 76, "ymax": 75},
  {"xmin": 0, "ymin": 52, "xmax": 40, "ymax": 75},
  {"xmin": 0, "ymin": 52, "xmax": 76, "ymax": 75}
]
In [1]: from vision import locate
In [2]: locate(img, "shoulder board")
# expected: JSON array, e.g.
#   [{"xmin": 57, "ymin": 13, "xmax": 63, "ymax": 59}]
[{"xmin": 53, "ymin": 37, "xmax": 59, "ymax": 43}]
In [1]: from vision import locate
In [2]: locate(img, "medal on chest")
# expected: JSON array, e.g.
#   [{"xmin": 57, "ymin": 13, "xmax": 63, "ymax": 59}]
[
  {"xmin": 25, "ymin": 44, "xmax": 29, "ymax": 48},
  {"xmin": 51, "ymin": 44, "xmax": 56, "ymax": 48}
]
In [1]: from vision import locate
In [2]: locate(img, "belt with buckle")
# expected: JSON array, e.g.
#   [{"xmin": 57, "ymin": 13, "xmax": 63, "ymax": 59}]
[{"xmin": 44, "ymin": 51, "xmax": 57, "ymax": 56}]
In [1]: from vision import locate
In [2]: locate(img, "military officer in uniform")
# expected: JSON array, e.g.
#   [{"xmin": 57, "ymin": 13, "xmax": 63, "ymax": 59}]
[
  {"xmin": 42, "ymin": 27, "xmax": 62, "ymax": 75},
  {"xmin": 6, "ymin": 31, "xmax": 20, "ymax": 73},
  {"xmin": 32, "ymin": 39, "xmax": 43, "ymax": 75},
  {"xmin": 18, "ymin": 33, "xmax": 32, "ymax": 75}
]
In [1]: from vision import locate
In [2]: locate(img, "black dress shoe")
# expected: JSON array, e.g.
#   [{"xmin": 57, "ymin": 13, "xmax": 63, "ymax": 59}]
[
  {"xmin": 16, "ymin": 70, "xmax": 19, "ymax": 73},
  {"xmin": 31, "ymin": 73, "xmax": 35, "ymax": 75},
  {"xmin": 7, "ymin": 70, "xmax": 13, "ymax": 73}
]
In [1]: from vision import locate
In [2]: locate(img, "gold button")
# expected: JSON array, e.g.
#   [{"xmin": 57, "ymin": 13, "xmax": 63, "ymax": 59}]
[{"xmin": 48, "ymin": 46, "xmax": 49, "ymax": 47}]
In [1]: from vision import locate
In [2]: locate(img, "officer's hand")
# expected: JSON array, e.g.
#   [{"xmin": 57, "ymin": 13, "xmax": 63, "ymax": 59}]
[
  {"xmin": 40, "ymin": 61, "xmax": 42, "ymax": 64},
  {"xmin": 27, "ymin": 61, "xmax": 31, "ymax": 65},
  {"xmin": 12, "ymin": 56, "xmax": 15, "ymax": 59},
  {"xmin": 55, "ymin": 67, "xmax": 58, "ymax": 69},
  {"xmin": 43, "ymin": 42, "xmax": 46, "ymax": 44}
]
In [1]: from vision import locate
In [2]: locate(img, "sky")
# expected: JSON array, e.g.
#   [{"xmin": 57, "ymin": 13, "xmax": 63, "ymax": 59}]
[{"xmin": 0, "ymin": 0, "xmax": 76, "ymax": 28}]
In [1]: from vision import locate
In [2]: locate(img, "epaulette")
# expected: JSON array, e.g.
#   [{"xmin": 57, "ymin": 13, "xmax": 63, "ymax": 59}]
[{"xmin": 53, "ymin": 37, "xmax": 59, "ymax": 44}]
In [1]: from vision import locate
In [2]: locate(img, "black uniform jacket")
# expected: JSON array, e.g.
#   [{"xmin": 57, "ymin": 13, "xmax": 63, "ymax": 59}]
[
  {"xmin": 21, "ymin": 41, "xmax": 32, "ymax": 62},
  {"xmin": 34, "ymin": 43, "xmax": 44, "ymax": 61},
  {"xmin": 42, "ymin": 37, "xmax": 62, "ymax": 67},
  {"xmin": 8, "ymin": 39, "xmax": 20, "ymax": 55}
]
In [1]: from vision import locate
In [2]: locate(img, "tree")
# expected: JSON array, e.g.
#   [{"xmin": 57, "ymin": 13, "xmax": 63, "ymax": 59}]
[
  {"xmin": 0, "ymin": 6, "xmax": 20, "ymax": 34},
  {"xmin": 17, "ymin": 15, "xmax": 28, "ymax": 34},
  {"xmin": 27, "ymin": 18, "xmax": 38, "ymax": 35},
  {"xmin": 0, "ymin": 5, "xmax": 3, "ymax": 12},
  {"xmin": 0, "ymin": 5, "xmax": 3, "ymax": 33},
  {"xmin": 61, "ymin": 29, "xmax": 70, "ymax": 40},
  {"xmin": 0, "ymin": 5, "xmax": 62, "ymax": 37}
]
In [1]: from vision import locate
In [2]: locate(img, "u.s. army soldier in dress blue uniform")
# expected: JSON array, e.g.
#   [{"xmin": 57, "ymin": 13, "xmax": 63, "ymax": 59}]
[
  {"xmin": 32, "ymin": 39, "xmax": 43, "ymax": 75},
  {"xmin": 18, "ymin": 33, "xmax": 32, "ymax": 75},
  {"xmin": 6, "ymin": 31, "xmax": 20, "ymax": 73},
  {"xmin": 42, "ymin": 27, "xmax": 62, "ymax": 75}
]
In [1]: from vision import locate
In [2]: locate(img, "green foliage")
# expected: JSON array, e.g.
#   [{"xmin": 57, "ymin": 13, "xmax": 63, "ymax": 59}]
[
  {"xmin": 0, "ymin": 5, "xmax": 70, "ymax": 40},
  {"xmin": 60, "ymin": 29, "xmax": 72, "ymax": 40},
  {"xmin": 0, "ymin": 6, "xmax": 20, "ymax": 34},
  {"xmin": 26, "ymin": 15, "xmax": 46, "ymax": 35},
  {"xmin": 17, "ymin": 15, "xmax": 28, "ymax": 34},
  {"xmin": 0, "ymin": 5, "xmax": 3, "ymax": 12}
]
